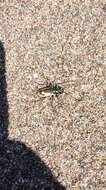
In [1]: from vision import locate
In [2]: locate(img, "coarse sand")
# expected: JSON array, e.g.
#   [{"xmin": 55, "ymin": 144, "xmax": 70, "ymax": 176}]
[{"xmin": 0, "ymin": 0, "xmax": 106, "ymax": 189}]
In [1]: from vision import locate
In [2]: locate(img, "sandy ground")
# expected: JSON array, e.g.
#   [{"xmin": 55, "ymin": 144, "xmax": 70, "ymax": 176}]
[{"xmin": 0, "ymin": 0, "xmax": 106, "ymax": 189}]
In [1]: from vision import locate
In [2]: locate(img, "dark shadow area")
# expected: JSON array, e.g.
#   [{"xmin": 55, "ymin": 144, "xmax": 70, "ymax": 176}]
[
  {"xmin": 0, "ymin": 41, "xmax": 65, "ymax": 190},
  {"xmin": 0, "ymin": 41, "xmax": 8, "ymax": 140}
]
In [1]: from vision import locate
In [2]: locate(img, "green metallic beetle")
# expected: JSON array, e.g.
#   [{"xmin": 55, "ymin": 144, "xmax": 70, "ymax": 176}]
[{"xmin": 38, "ymin": 84, "xmax": 64, "ymax": 98}]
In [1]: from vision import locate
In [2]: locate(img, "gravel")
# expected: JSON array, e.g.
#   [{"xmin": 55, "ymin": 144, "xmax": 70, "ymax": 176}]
[{"xmin": 0, "ymin": 0, "xmax": 106, "ymax": 189}]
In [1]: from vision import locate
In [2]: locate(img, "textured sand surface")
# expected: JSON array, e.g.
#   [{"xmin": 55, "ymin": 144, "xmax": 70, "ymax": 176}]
[{"xmin": 0, "ymin": 0, "xmax": 106, "ymax": 189}]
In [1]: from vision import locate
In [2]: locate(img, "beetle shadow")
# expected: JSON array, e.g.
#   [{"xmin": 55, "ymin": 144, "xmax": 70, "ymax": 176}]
[{"xmin": 0, "ymin": 41, "xmax": 65, "ymax": 190}]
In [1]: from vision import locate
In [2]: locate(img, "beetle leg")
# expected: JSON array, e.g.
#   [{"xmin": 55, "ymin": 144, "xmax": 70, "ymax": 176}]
[
  {"xmin": 41, "ymin": 71, "xmax": 52, "ymax": 87},
  {"xmin": 49, "ymin": 95, "xmax": 54, "ymax": 109},
  {"xmin": 55, "ymin": 94, "xmax": 59, "ymax": 98},
  {"xmin": 35, "ymin": 96, "xmax": 46, "ymax": 103},
  {"xmin": 45, "ymin": 77, "xmax": 51, "ymax": 86},
  {"xmin": 35, "ymin": 96, "xmax": 48, "ymax": 113}
]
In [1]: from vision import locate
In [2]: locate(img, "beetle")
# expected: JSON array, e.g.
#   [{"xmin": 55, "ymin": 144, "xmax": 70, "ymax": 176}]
[
  {"xmin": 38, "ymin": 83, "xmax": 64, "ymax": 98},
  {"xmin": 35, "ymin": 83, "xmax": 64, "ymax": 112}
]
